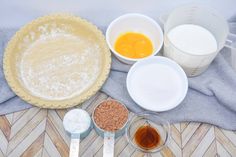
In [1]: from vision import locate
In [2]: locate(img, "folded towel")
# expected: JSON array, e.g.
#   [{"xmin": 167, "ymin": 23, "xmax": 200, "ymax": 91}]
[{"xmin": 101, "ymin": 51, "xmax": 236, "ymax": 130}]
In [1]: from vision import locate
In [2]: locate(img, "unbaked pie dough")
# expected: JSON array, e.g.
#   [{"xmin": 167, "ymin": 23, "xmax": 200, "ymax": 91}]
[{"xmin": 20, "ymin": 34, "xmax": 102, "ymax": 100}]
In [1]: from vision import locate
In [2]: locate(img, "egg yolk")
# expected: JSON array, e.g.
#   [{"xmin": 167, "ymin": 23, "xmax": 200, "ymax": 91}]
[{"xmin": 114, "ymin": 32, "xmax": 153, "ymax": 59}]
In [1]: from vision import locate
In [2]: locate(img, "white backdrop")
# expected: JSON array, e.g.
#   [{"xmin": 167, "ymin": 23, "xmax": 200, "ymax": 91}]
[{"xmin": 0, "ymin": 0, "xmax": 236, "ymax": 28}]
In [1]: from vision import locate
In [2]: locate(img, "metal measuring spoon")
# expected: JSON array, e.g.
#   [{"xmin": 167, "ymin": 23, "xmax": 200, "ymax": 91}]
[
  {"xmin": 92, "ymin": 100, "xmax": 129, "ymax": 157},
  {"xmin": 63, "ymin": 109, "xmax": 92, "ymax": 157}
]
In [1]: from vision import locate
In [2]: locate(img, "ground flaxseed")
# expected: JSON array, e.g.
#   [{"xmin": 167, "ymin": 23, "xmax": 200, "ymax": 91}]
[{"xmin": 93, "ymin": 99, "xmax": 129, "ymax": 132}]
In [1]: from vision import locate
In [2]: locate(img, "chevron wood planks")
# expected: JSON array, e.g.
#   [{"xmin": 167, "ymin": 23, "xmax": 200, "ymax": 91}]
[{"xmin": 0, "ymin": 92, "xmax": 235, "ymax": 157}]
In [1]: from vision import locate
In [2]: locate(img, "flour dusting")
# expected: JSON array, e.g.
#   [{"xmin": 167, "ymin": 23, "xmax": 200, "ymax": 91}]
[{"xmin": 20, "ymin": 33, "xmax": 102, "ymax": 100}]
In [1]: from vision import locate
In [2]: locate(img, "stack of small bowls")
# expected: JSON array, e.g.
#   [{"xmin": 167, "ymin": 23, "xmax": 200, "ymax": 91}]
[{"xmin": 106, "ymin": 13, "xmax": 188, "ymax": 112}]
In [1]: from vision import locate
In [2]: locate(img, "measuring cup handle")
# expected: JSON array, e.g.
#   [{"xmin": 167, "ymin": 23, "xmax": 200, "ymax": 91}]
[
  {"xmin": 103, "ymin": 132, "xmax": 115, "ymax": 157},
  {"xmin": 225, "ymin": 33, "xmax": 236, "ymax": 50},
  {"xmin": 70, "ymin": 135, "xmax": 80, "ymax": 157}
]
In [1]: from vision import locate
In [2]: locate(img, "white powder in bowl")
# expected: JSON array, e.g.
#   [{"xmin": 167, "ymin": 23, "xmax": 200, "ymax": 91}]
[
  {"xmin": 63, "ymin": 109, "xmax": 91, "ymax": 134},
  {"xmin": 127, "ymin": 57, "xmax": 187, "ymax": 111}
]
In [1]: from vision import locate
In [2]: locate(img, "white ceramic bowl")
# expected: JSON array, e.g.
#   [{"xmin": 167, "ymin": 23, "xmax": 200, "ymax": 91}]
[
  {"xmin": 126, "ymin": 56, "xmax": 188, "ymax": 112},
  {"xmin": 106, "ymin": 13, "xmax": 164, "ymax": 64}
]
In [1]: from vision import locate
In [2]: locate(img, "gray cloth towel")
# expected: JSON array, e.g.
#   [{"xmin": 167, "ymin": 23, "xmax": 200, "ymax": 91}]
[{"xmin": 1, "ymin": 20, "xmax": 236, "ymax": 130}]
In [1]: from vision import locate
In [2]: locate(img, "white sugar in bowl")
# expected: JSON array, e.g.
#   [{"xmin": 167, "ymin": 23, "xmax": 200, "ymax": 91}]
[{"xmin": 126, "ymin": 56, "xmax": 188, "ymax": 112}]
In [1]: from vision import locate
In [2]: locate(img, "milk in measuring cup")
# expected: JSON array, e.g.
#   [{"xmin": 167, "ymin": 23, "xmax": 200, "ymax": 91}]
[
  {"xmin": 168, "ymin": 24, "xmax": 217, "ymax": 55},
  {"xmin": 164, "ymin": 24, "xmax": 217, "ymax": 76}
]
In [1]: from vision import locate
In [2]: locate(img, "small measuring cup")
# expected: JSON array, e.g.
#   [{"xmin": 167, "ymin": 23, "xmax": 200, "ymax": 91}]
[
  {"xmin": 63, "ymin": 109, "xmax": 92, "ymax": 157},
  {"xmin": 92, "ymin": 100, "xmax": 129, "ymax": 157},
  {"xmin": 160, "ymin": 5, "xmax": 236, "ymax": 77}
]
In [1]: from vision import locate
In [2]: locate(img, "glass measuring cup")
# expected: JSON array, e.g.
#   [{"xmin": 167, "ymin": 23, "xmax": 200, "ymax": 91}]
[
  {"xmin": 92, "ymin": 99, "xmax": 129, "ymax": 157},
  {"xmin": 126, "ymin": 112, "xmax": 170, "ymax": 155},
  {"xmin": 161, "ymin": 5, "xmax": 236, "ymax": 77},
  {"xmin": 63, "ymin": 109, "xmax": 92, "ymax": 157}
]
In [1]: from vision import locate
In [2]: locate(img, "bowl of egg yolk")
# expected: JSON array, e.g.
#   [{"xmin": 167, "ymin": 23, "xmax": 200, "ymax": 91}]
[{"xmin": 106, "ymin": 13, "xmax": 164, "ymax": 64}]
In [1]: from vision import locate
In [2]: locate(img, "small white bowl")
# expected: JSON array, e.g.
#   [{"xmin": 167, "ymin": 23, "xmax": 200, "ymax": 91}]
[
  {"xmin": 106, "ymin": 13, "xmax": 164, "ymax": 64},
  {"xmin": 126, "ymin": 56, "xmax": 188, "ymax": 112}
]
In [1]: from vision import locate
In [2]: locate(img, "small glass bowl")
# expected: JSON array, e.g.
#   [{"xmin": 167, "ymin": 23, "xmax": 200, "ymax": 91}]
[{"xmin": 126, "ymin": 112, "xmax": 170, "ymax": 154}]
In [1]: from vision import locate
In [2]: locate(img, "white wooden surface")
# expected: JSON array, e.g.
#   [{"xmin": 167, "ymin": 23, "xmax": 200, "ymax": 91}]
[{"xmin": 0, "ymin": 92, "xmax": 236, "ymax": 157}]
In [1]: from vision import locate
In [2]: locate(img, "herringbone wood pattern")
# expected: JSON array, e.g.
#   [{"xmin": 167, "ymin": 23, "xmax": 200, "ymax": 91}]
[{"xmin": 0, "ymin": 92, "xmax": 236, "ymax": 157}]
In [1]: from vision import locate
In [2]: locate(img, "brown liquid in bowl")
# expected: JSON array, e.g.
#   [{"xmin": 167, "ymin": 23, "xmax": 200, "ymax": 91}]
[{"xmin": 134, "ymin": 125, "xmax": 161, "ymax": 150}]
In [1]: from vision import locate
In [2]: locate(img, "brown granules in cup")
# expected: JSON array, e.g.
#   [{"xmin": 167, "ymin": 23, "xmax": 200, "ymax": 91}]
[{"xmin": 93, "ymin": 99, "xmax": 129, "ymax": 132}]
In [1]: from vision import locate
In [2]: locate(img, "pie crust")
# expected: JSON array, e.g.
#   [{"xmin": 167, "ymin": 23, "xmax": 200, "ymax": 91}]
[{"xmin": 3, "ymin": 14, "xmax": 111, "ymax": 108}]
